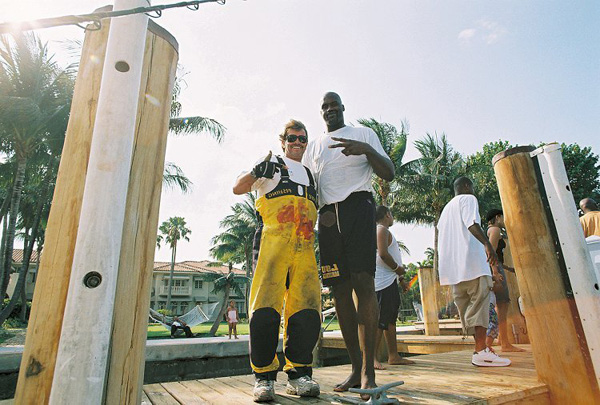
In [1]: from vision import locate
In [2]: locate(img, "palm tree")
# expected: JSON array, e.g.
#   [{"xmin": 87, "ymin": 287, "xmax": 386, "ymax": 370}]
[
  {"xmin": 210, "ymin": 193, "xmax": 258, "ymax": 314},
  {"xmin": 357, "ymin": 118, "xmax": 410, "ymax": 206},
  {"xmin": 0, "ymin": 32, "xmax": 74, "ymax": 299},
  {"xmin": 156, "ymin": 216, "xmax": 191, "ymax": 312},
  {"xmin": 393, "ymin": 133, "xmax": 465, "ymax": 273},
  {"xmin": 205, "ymin": 263, "xmax": 248, "ymax": 337},
  {"xmin": 161, "ymin": 72, "xmax": 227, "ymax": 193}
]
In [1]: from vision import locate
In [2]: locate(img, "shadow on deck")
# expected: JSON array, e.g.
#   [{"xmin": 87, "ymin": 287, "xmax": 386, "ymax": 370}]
[{"xmin": 143, "ymin": 346, "xmax": 548, "ymax": 404}]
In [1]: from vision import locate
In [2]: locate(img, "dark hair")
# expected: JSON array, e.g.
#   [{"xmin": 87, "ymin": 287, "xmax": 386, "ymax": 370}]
[
  {"xmin": 453, "ymin": 177, "xmax": 473, "ymax": 194},
  {"xmin": 375, "ymin": 205, "xmax": 391, "ymax": 222},
  {"xmin": 279, "ymin": 119, "xmax": 308, "ymax": 146},
  {"xmin": 485, "ymin": 208, "xmax": 503, "ymax": 224}
]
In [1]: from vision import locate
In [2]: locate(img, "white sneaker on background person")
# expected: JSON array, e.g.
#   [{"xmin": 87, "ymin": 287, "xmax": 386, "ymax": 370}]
[{"xmin": 472, "ymin": 348, "xmax": 511, "ymax": 367}]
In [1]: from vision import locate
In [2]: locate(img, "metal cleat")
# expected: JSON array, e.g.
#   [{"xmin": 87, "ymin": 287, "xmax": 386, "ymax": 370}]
[{"xmin": 335, "ymin": 381, "xmax": 404, "ymax": 404}]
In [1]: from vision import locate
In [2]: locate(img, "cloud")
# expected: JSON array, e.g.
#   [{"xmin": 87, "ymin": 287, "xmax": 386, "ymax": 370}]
[
  {"xmin": 458, "ymin": 28, "xmax": 477, "ymax": 44},
  {"xmin": 458, "ymin": 19, "xmax": 507, "ymax": 46}
]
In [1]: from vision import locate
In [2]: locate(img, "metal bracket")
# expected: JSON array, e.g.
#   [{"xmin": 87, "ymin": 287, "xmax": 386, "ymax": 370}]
[{"xmin": 335, "ymin": 381, "xmax": 404, "ymax": 404}]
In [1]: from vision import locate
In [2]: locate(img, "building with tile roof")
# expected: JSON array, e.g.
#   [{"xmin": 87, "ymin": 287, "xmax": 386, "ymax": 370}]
[
  {"xmin": 150, "ymin": 260, "xmax": 249, "ymax": 317},
  {"xmin": 7, "ymin": 253, "xmax": 249, "ymax": 318}
]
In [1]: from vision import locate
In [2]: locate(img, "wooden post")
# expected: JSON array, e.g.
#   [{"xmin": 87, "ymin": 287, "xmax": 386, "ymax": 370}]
[
  {"xmin": 15, "ymin": 4, "xmax": 177, "ymax": 404},
  {"xmin": 502, "ymin": 240, "xmax": 530, "ymax": 344},
  {"xmin": 493, "ymin": 146, "xmax": 600, "ymax": 403},
  {"xmin": 105, "ymin": 22, "xmax": 178, "ymax": 405},
  {"xmin": 14, "ymin": 18, "xmax": 110, "ymax": 405},
  {"xmin": 418, "ymin": 266, "xmax": 440, "ymax": 336}
]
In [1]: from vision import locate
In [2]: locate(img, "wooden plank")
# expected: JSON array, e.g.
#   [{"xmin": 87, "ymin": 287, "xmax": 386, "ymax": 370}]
[
  {"xmin": 179, "ymin": 380, "xmax": 227, "ymax": 404},
  {"xmin": 418, "ymin": 267, "xmax": 440, "ymax": 336},
  {"xmin": 13, "ymin": 15, "xmax": 110, "ymax": 405},
  {"xmin": 494, "ymin": 147, "xmax": 600, "ymax": 403},
  {"xmin": 143, "ymin": 383, "xmax": 180, "ymax": 405},
  {"xmin": 192, "ymin": 378, "xmax": 254, "ymax": 405},
  {"xmin": 219, "ymin": 376, "xmax": 312, "ymax": 405},
  {"xmin": 105, "ymin": 22, "xmax": 178, "ymax": 405},
  {"xmin": 141, "ymin": 390, "xmax": 152, "ymax": 405},
  {"xmin": 161, "ymin": 382, "xmax": 208, "ymax": 405}
]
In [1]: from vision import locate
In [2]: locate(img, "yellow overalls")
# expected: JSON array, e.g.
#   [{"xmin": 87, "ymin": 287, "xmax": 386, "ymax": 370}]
[{"xmin": 249, "ymin": 156, "xmax": 321, "ymax": 380}]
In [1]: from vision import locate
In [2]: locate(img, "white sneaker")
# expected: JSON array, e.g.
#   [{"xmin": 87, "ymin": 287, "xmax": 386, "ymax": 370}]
[
  {"xmin": 472, "ymin": 348, "xmax": 511, "ymax": 367},
  {"xmin": 286, "ymin": 375, "xmax": 320, "ymax": 397},
  {"xmin": 253, "ymin": 379, "xmax": 275, "ymax": 402}
]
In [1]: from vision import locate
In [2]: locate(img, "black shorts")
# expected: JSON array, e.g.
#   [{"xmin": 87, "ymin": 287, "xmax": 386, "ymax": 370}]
[
  {"xmin": 376, "ymin": 279, "xmax": 400, "ymax": 329},
  {"xmin": 318, "ymin": 191, "xmax": 376, "ymax": 287}
]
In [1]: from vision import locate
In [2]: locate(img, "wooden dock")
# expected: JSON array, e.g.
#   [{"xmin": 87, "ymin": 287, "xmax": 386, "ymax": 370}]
[
  {"xmin": 322, "ymin": 333, "xmax": 475, "ymax": 355},
  {"xmin": 142, "ymin": 346, "xmax": 549, "ymax": 404}
]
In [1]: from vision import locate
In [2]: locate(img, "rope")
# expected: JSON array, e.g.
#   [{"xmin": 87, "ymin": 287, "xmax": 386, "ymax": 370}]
[{"xmin": 0, "ymin": 0, "xmax": 227, "ymax": 34}]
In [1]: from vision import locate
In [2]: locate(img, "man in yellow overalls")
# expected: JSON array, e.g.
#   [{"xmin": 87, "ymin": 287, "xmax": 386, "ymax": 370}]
[{"xmin": 233, "ymin": 119, "xmax": 321, "ymax": 402}]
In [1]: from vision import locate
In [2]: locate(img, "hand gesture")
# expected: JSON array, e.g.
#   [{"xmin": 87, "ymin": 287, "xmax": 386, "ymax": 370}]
[
  {"xmin": 329, "ymin": 137, "xmax": 373, "ymax": 156},
  {"xmin": 251, "ymin": 151, "xmax": 284, "ymax": 179}
]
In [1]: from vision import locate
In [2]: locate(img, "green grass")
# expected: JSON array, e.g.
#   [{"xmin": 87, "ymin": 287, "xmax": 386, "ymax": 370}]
[{"xmin": 147, "ymin": 319, "xmax": 413, "ymax": 339}]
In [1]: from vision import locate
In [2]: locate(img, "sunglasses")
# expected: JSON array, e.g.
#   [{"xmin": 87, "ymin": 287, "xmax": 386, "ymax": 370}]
[{"xmin": 286, "ymin": 134, "xmax": 308, "ymax": 143}]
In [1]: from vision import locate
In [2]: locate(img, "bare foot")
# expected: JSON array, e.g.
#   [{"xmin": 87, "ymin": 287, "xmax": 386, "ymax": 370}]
[
  {"xmin": 333, "ymin": 373, "xmax": 361, "ymax": 392},
  {"xmin": 359, "ymin": 381, "xmax": 377, "ymax": 401},
  {"xmin": 374, "ymin": 359, "xmax": 386, "ymax": 370},
  {"xmin": 388, "ymin": 356, "xmax": 415, "ymax": 365},
  {"xmin": 501, "ymin": 345, "xmax": 525, "ymax": 352}
]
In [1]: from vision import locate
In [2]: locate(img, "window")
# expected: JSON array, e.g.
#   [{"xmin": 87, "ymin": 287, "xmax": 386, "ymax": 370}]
[{"xmin": 194, "ymin": 280, "xmax": 203, "ymax": 289}]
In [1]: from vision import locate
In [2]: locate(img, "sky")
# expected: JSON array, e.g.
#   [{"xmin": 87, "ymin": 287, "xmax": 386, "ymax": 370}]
[{"xmin": 2, "ymin": 1, "xmax": 599, "ymax": 264}]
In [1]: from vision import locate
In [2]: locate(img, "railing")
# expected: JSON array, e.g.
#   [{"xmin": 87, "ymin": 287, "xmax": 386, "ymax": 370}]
[{"xmin": 158, "ymin": 286, "xmax": 191, "ymax": 296}]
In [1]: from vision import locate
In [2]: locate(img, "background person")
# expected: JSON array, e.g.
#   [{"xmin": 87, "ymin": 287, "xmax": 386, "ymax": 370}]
[
  {"xmin": 233, "ymin": 119, "xmax": 321, "ymax": 402},
  {"xmin": 302, "ymin": 92, "xmax": 395, "ymax": 396},
  {"xmin": 579, "ymin": 198, "xmax": 600, "ymax": 237},
  {"xmin": 226, "ymin": 300, "xmax": 239, "ymax": 340},
  {"xmin": 373, "ymin": 205, "xmax": 415, "ymax": 370},
  {"xmin": 437, "ymin": 177, "xmax": 510, "ymax": 367},
  {"xmin": 485, "ymin": 209, "xmax": 524, "ymax": 352},
  {"xmin": 170, "ymin": 316, "xmax": 193, "ymax": 338}
]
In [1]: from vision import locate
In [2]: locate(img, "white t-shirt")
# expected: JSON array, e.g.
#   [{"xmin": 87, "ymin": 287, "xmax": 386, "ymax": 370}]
[
  {"xmin": 374, "ymin": 225, "xmax": 403, "ymax": 292},
  {"xmin": 251, "ymin": 155, "xmax": 312, "ymax": 196},
  {"xmin": 437, "ymin": 194, "xmax": 490, "ymax": 285},
  {"xmin": 302, "ymin": 126, "xmax": 389, "ymax": 207}
]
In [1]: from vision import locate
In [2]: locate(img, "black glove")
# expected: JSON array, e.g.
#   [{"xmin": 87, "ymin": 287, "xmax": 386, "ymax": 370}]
[{"xmin": 251, "ymin": 160, "xmax": 283, "ymax": 179}]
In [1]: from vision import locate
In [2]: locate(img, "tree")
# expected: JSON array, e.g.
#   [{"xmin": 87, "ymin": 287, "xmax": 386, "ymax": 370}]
[
  {"xmin": 392, "ymin": 133, "xmax": 465, "ymax": 272},
  {"xmin": 161, "ymin": 72, "xmax": 227, "ymax": 193},
  {"xmin": 357, "ymin": 118, "xmax": 411, "ymax": 206},
  {"xmin": 205, "ymin": 264, "xmax": 248, "ymax": 337},
  {"xmin": 466, "ymin": 140, "xmax": 600, "ymax": 215},
  {"xmin": 466, "ymin": 140, "xmax": 513, "ymax": 216},
  {"xmin": 210, "ymin": 193, "xmax": 258, "ymax": 314},
  {"xmin": 156, "ymin": 216, "xmax": 191, "ymax": 312},
  {"xmin": 559, "ymin": 143, "xmax": 600, "ymax": 203},
  {"xmin": 0, "ymin": 33, "xmax": 73, "ymax": 300}
]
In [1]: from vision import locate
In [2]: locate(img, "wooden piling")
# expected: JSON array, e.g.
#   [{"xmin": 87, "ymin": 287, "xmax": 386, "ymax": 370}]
[
  {"xmin": 14, "ymin": 19, "xmax": 109, "ymax": 405},
  {"xmin": 418, "ymin": 266, "xmax": 440, "ymax": 336},
  {"xmin": 493, "ymin": 146, "xmax": 600, "ymax": 403},
  {"xmin": 14, "ymin": 13, "xmax": 177, "ymax": 404},
  {"xmin": 105, "ymin": 22, "xmax": 178, "ymax": 405},
  {"xmin": 502, "ymin": 240, "xmax": 530, "ymax": 344}
]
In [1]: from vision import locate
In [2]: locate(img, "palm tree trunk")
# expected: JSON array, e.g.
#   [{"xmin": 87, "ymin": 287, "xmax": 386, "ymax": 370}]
[
  {"xmin": 0, "ymin": 158, "xmax": 49, "ymax": 325},
  {"xmin": 0, "ymin": 157, "xmax": 27, "ymax": 300},
  {"xmin": 166, "ymin": 242, "xmax": 177, "ymax": 313},
  {"xmin": 433, "ymin": 220, "xmax": 439, "ymax": 276},
  {"xmin": 0, "ymin": 214, "xmax": 8, "ymax": 298},
  {"xmin": 209, "ymin": 280, "xmax": 231, "ymax": 337}
]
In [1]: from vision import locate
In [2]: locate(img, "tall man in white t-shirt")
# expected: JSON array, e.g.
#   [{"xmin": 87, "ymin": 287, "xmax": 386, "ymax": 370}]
[
  {"xmin": 437, "ymin": 177, "xmax": 510, "ymax": 367},
  {"xmin": 234, "ymin": 120, "xmax": 321, "ymax": 402},
  {"xmin": 302, "ymin": 92, "xmax": 395, "ymax": 395}
]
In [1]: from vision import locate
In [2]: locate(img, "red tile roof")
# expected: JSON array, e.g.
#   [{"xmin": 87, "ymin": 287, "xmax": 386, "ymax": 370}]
[
  {"xmin": 12, "ymin": 249, "xmax": 40, "ymax": 263},
  {"xmin": 153, "ymin": 260, "xmax": 245, "ymax": 276}
]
